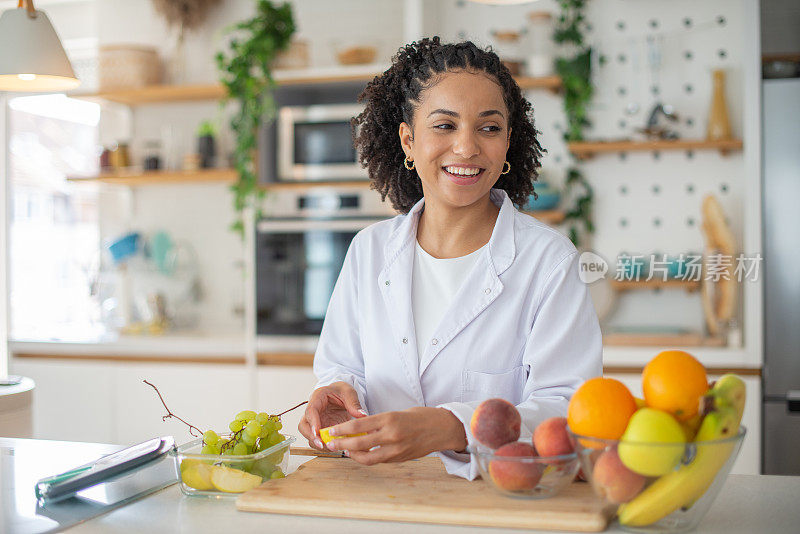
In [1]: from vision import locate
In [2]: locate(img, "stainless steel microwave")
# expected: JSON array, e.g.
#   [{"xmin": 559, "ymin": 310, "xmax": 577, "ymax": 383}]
[{"xmin": 277, "ymin": 103, "xmax": 368, "ymax": 181}]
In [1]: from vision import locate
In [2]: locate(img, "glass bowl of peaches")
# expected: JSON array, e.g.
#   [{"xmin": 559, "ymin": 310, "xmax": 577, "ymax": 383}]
[
  {"xmin": 470, "ymin": 439, "xmax": 580, "ymax": 499},
  {"xmin": 467, "ymin": 399, "xmax": 580, "ymax": 499}
]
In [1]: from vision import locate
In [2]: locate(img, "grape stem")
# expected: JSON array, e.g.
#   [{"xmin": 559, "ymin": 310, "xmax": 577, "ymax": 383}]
[
  {"xmin": 277, "ymin": 400, "xmax": 308, "ymax": 417},
  {"xmin": 143, "ymin": 380, "xmax": 204, "ymax": 437}
]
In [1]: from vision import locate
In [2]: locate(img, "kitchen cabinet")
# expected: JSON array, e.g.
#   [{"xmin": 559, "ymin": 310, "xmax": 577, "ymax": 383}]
[
  {"xmin": 9, "ymin": 359, "xmax": 251, "ymax": 445},
  {"xmin": 606, "ymin": 373, "xmax": 761, "ymax": 475},
  {"xmin": 10, "ymin": 360, "xmax": 117, "ymax": 443}
]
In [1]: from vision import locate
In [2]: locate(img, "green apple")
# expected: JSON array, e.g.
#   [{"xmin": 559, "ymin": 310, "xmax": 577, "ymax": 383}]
[
  {"xmin": 180, "ymin": 460, "xmax": 215, "ymax": 490},
  {"xmin": 210, "ymin": 465, "xmax": 263, "ymax": 493},
  {"xmin": 618, "ymin": 408, "xmax": 686, "ymax": 476}
]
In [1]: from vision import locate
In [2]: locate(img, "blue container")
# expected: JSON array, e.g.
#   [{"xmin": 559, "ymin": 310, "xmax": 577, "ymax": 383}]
[
  {"xmin": 108, "ymin": 232, "xmax": 140, "ymax": 264},
  {"xmin": 524, "ymin": 182, "xmax": 561, "ymax": 211}
]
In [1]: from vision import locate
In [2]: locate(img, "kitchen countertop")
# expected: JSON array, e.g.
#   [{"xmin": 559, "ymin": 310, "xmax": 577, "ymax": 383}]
[
  {"xmin": 3, "ymin": 438, "xmax": 797, "ymax": 534},
  {"xmin": 9, "ymin": 337, "xmax": 760, "ymax": 369}
]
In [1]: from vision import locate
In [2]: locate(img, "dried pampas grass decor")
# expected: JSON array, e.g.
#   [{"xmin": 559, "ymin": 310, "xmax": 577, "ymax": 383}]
[{"xmin": 151, "ymin": 0, "xmax": 221, "ymax": 36}]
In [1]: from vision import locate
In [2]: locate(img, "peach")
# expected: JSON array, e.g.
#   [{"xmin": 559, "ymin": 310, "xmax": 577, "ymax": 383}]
[
  {"xmin": 592, "ymin": 448, "xmax": 646, "ymax": 504},
  {"xmin": 577, "ymin": 449, "xmax": 602, "ymax": 482},
  {"xmin": 533, "ymin": 417, "xmax": 574, "ymax": 457},
  {"xmin": 470, "ymin": 398, "xmax": 521, "ymax": 449},
  {"xmin": 488, "ymin": 441, "xmax": 543, "ymax": 491}
]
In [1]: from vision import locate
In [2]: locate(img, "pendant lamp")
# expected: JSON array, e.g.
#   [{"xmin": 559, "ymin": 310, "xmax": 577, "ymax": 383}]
[{"xmin": 0, "ymin": 0, "xmax": 80, "ymax": 92}]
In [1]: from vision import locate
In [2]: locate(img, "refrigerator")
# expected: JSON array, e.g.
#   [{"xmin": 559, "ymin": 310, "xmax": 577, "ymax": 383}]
[{"xmin": 762, "ymin": 77, "xmax": 800, "ymax": 475}]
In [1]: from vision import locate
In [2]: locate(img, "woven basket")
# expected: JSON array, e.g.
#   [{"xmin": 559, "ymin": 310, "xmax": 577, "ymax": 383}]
[{"xmin": 99, "ymin": 45, "xmax": 162, "ymax": 91}]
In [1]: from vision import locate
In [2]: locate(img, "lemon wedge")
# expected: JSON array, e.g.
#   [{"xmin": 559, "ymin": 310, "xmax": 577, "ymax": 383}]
[
  {"xmin": 319, "ymin": 426, "xmax": 367, "ymax": 444},
  {"xmin": 210, "ymin": 465, "xmax": 263, "ymax": 493}
]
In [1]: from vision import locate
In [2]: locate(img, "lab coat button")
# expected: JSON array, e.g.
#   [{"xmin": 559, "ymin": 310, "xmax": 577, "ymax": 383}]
[
  {"xmin": 385, "ymin": 280, "xmax": 390, "ymax": 286},
  {"xmin": 484, "ymin": 287, "xmax": 491, "ymax": 294},
  {"xmin": 431, "ymin": 338, "xmax": 438, "ymax": 345},
  {"xmin": 402, "ymin": 337, "xmax": 408, "ymax": 344}
]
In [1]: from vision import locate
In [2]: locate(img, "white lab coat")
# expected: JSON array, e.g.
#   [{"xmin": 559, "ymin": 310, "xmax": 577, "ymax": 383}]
[{"xmin": 313, "ymin": 188, "xmax": 602, "ymax": 479}]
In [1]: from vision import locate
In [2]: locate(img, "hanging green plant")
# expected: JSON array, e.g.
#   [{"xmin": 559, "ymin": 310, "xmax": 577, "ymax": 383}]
[
  {"xmin": 553, "ymin": 0, "xmax": 594, "ymax": 247},
  {"xmin": 215, "ymin": 1, "xmax": 295, "ymax": 236}
]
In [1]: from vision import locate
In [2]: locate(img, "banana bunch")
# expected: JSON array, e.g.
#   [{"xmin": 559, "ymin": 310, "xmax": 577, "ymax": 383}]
[{"xmin": 617, "ymin": 374, "xmax": 746, "ymax": 527}]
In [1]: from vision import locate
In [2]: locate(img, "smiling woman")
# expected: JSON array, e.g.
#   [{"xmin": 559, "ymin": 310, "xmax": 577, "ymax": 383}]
[{"xmin": 299, "ymin": 37, "xmax": 602, "ymax": 480}]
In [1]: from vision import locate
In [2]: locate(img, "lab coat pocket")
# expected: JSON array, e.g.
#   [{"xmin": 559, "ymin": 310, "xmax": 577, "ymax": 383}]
[{"xmin": 462, "ymin": 366, "xmax": 526, "ymax": 403}]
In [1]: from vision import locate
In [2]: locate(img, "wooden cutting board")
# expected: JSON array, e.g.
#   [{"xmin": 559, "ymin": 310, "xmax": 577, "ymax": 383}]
[{"xmin": 236, "ymin": 456, "xmax": 612, "ymax": 532}]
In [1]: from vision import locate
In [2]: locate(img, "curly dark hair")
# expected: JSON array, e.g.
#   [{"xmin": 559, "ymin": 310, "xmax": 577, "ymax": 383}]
[{"xmin": 352, "ymin": 36, "xmax": 544, "ymax": 214}]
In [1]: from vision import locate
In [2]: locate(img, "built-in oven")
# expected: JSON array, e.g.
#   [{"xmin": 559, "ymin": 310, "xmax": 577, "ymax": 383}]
[
  {"xmin": 256, "ymin": 187, "xmax": 394, "ymax": 336},
  {"xmin": 277, "ymin": 103, "xmax": 367, "ymax": 181}
]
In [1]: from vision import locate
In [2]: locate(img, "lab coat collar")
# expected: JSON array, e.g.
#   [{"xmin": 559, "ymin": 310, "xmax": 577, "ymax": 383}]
[{"xmin": 382, "ymin": 188, "xmax": 516, "ymax": 276}]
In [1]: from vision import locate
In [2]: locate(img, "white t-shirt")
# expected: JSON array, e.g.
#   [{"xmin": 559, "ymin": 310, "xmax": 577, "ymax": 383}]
[{"xmin": 412, "ymin": 240, "xmax": 486, "ymax": 368}]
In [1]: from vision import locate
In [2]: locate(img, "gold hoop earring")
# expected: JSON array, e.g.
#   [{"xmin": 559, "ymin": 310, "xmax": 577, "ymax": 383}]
[
  {"xmin": 404, "ymin": 157, "xmax": 415, "ymax": 170},
  {"xmin": 501, "ymin": 161, "xmax": 511, "ymax": 175}
]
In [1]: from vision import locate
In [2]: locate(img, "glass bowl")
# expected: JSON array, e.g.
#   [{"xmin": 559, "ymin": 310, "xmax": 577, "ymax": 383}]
[
  {"xmin": 170, "ymin": 434, "xmax": 295, "ymax": 497},
  {"xmin": 469, "ymin": 440, "xmax": 580, "ymax": 499},
  {"xmin": 569, "ymin": 426, "xmax": 746, "ymax": 533}
]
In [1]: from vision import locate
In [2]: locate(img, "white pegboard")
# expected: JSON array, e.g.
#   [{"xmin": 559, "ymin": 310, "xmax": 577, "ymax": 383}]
[{"xmin": 425, "ymin": 0, "xmax": 757, "ymax": 340}]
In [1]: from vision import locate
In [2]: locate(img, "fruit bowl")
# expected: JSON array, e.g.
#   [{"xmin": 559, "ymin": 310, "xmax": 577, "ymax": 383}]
[
  {"xmin": 469, "ymin": 440, "xmax": 580, "ymax": 499},
  {"xmin": 171, "ymin": 434, "xmax": 295, "ymax": 497},
  {"xmin": 569, "ymin": 427, "xmax": 746, "ymax": 532}
]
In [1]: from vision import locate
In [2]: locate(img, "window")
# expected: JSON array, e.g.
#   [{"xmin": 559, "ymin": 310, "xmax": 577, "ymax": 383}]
[{"xmin": 8, "ymin": 94, "xmax": 104, "ymax": 341}]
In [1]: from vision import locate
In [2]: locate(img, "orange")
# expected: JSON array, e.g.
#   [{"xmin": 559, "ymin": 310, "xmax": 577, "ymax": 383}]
[
  {"xmin": 568, "ymin": 377, "xmax": 638, "ymax": 441},
  {"xmin": 642, "ymin": 350, "xmax": 708, "ymax": 422}
]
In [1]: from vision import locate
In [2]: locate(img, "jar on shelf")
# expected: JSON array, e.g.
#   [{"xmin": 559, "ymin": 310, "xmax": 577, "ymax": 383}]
[
  {"xmin": 524, "ymin": 11, "xmax": 555, "ymax": 78},
  {"xmin": 109, "ymin": 142, "xmax": 130, "ymax": 169},
  {"xmin": 491, "ymin": 30, "xmax": 524, "ymax": 76},
  {"xmin": 143, "ymin": 140, "xmax": 162, "ymax": 171}
]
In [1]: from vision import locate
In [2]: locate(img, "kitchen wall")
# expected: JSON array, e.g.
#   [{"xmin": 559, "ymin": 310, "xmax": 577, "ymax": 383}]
[{"xmin": 24, "ymin": 0, "xmax": 761, "ymax": 353}]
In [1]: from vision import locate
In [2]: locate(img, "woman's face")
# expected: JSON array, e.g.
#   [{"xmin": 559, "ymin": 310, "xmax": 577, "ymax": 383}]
[{"xmin": 399, "ymin": 69, "xmax": 510, "ymax": 210}]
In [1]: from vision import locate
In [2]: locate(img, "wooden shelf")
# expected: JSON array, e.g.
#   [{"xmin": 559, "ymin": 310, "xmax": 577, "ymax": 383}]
[
  {"xmin": 610, "ymin": 279, "xmax": 701, "ymax": 292},
  {"xmin": 74, "ymin": 84, "xmax": 226, "ymax": 106},
  {"xmin": 568, "ymin": 138, "xmax": 743, "ymax": 159},
  {"xmin": 72, "ymin": 75, "xmax": 562, "ymax": 106},
  {"xmin": 259, "ymin": 180, "xmax": 372, "ymax": 192},
  {"xmin": 521, "ymin": 209, "xmax": 565, "ymax": 225},
  {"xmin": 515, "ymin": 75, "xmax": 562, "ymax": 93},
  {"xmin": 603, "ymin": 332, "xmax": 725, "ymax": 347},
  {"xmin": 68, "ymin": 168, "xmax": 237, "ymax": 186}
]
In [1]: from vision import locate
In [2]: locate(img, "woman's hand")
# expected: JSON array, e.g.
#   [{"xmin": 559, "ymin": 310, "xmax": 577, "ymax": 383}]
[
  {"xmin": 298, "ymin": 381, "xmax": 367, "ymax": 450},
  {"xmin": 323, "ymin": 407, "xmax": 468, "ymax": 465}
]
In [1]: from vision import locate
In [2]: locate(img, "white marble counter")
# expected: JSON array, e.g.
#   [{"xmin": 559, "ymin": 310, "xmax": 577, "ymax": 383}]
[{"xmin": 4, "ymin": 438, "xmax": 797, "ymax": 534}]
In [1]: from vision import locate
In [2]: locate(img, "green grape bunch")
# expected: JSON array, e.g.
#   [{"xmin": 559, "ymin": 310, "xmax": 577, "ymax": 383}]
[
  {"xmin": 144, "ymin": 380, "xmax": 306, "ymax": 460},
  {"xmin": 202, "ymin": 410, "xmax": 286, "ymax": 457}
]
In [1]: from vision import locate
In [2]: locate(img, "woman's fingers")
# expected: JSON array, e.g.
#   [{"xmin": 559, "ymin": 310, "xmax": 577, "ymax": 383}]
[
  {"xmin": 340, "ymin": 385, "xmax": 367, "ymax": 418},
  {"xmin": 328, "ymin": 412, "xmax": 383, "ymax": 438},
  {"xmin": 297, "ymin": 417, "xmax": 323, "ymax": 450},
  {"xmin": 347, "ymin": 444, "xmax": 403, "ymax": 466},
  {"xmin": 326, "ymin": 429, "xmax": 382, "ymax": 452},
  {"xmin": 303, "ymin": 392, "xmax": 329, "ymax": 449}
]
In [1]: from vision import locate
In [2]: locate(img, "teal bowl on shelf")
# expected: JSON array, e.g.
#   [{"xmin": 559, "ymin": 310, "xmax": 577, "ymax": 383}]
[{"xmin": 524, "ymin": 183, "xmax": 561, "ymax": 211}]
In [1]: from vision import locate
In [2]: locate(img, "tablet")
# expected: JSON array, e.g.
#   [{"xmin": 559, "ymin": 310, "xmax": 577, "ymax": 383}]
[{"xmin": 35, "ymin": 436, "xmax": 175, "ymax": 504}]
